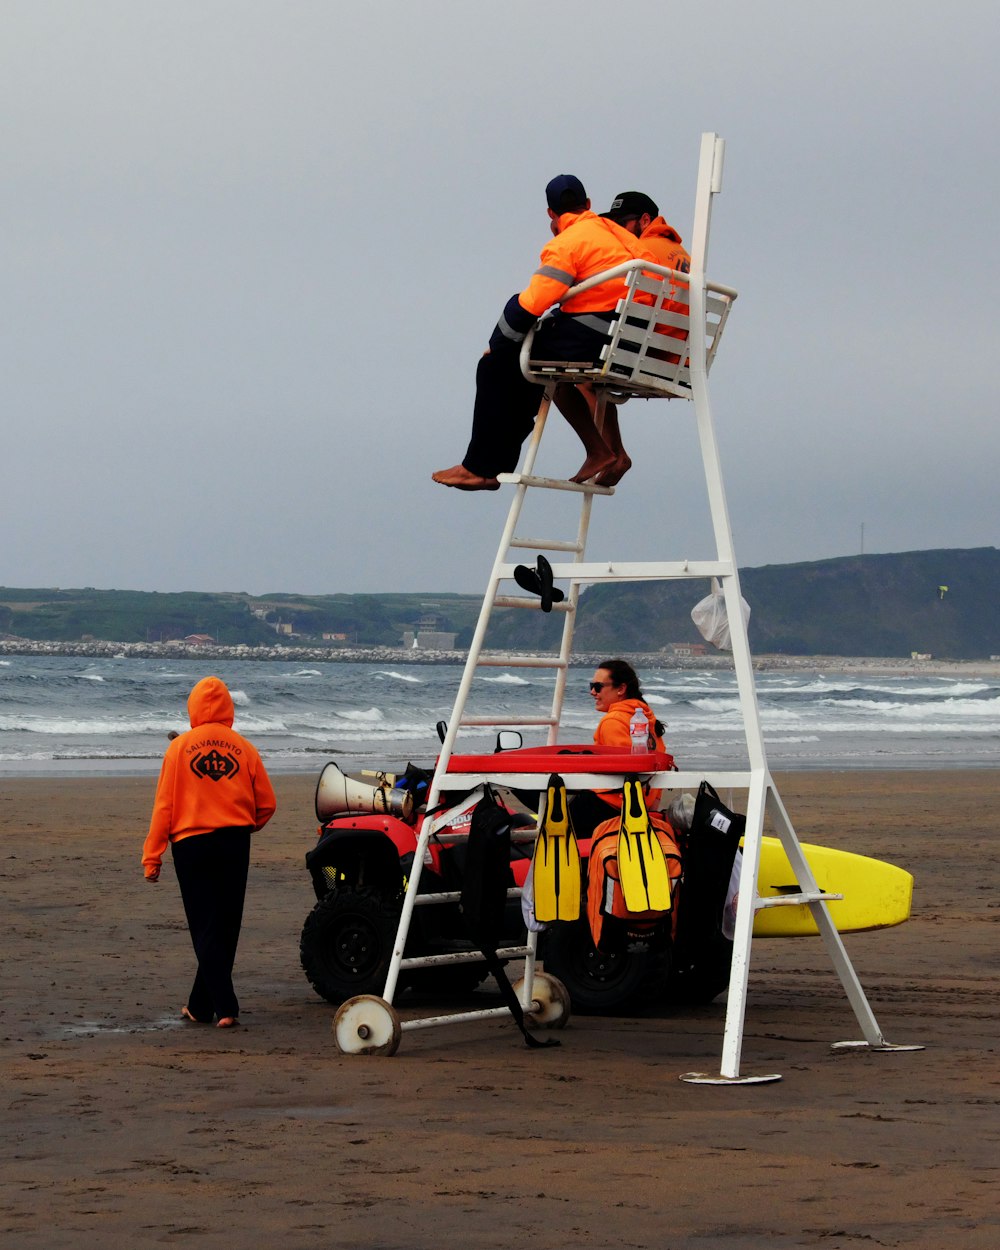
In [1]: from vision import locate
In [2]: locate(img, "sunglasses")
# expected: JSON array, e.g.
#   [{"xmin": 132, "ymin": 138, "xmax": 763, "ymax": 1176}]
[{"xmin": 589, "ymin": 681, "xmax": 613, "ymax": 692}]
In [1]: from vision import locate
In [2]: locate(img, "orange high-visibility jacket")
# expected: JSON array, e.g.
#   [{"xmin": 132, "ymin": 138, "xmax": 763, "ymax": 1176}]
[
  {"xmin": 638, "ymin": 217, "xmax": 691, "ymax": 343},
  {"xmin": 142, "ymin": 676, "xmax": 276, "ymax": 878},
  {"xmin": 639, "ymin": 217, "xmax": 690, "ymax": 273},
  {"xmin": 517, "ymin": 210, "xmax": 646, "ymax": 318}
]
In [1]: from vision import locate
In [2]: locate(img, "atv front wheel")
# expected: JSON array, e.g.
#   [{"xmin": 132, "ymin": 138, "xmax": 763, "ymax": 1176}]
[
  {"xmin": 300, "ymin": 886, "xmax": 402, "ymax": 1005},
  {"xmin": 539, "ymin": 917, "xmax": 667, "ymax": 1014}
]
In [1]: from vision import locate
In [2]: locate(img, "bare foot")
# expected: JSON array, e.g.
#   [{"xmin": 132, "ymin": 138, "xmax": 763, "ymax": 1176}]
[
  {"xmin": 181, "ymin": 1006, "xmax": 210, "ymax": 1024},
  {"xmin": 595, "ymin": 453, "xmax": 632, "ymax": 487},
  {"xmin": 432, "ymin": 465, "xmax": 501, "ymax": 491},
  {"xmin": 569, "ymin": 449, "xmax": 617, "ymax": 484},
  {"xmin": 216, "ymin": 1017, "xmax": 240, "ymax": 1029}
]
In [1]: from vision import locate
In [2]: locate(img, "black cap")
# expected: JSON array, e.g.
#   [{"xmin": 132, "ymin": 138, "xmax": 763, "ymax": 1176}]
[
  {"xmin": 604, "ymin": 190, "xmax": 659, "ymax": 222},
  {"xmin": 546, "ymin": 174, "xmax": 587, "ymax": 213}
]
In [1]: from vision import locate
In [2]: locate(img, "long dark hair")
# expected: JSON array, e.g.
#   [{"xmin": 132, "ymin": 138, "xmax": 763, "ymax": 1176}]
[{"xmin": 598, "ymin": 658, "xmax": 665, "ymax": 737}]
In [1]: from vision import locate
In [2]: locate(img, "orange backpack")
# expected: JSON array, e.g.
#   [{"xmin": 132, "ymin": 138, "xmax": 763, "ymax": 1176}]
[{"xmin": 586, "ymin": 811, "xmax": 683, "ymax": 952}]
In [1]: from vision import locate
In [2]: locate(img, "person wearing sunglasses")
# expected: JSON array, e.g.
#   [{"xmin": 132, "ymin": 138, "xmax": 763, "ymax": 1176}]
[{"xmin": 570, "ymin": 658, "xmax": 669, "ymax": 832}]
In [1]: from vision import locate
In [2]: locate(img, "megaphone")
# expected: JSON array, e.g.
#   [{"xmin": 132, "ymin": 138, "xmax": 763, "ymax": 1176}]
[{"xmin": 315, "ymin": 761, "xmax": 416, "ymax": 825}]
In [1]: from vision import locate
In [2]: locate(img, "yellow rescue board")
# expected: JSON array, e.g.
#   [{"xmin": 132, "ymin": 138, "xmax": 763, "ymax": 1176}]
[{"xmin": 752, "ymin": 836, "xmax": 913, "ymax": 937}]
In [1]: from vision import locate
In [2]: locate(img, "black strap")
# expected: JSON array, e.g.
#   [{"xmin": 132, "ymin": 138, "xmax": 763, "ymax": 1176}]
[
  {"xmin": 462, "ymin": 785, "xmax": 559, "ymax": 1049},
  {"xmin": 480, "ymin": 947, "xmax": 559, "ymax": 1049}
]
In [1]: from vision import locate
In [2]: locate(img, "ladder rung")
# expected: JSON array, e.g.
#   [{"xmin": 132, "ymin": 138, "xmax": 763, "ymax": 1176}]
[
  {"xmin": 459, "ymin": 715, "xmax": 557, "ymax": 727},
  {"xmin": 497, "ymin": 472, "xmax": 615, "ymax": 496},
  {"xmin": 542, "ymin": 559, "xmax": 735, "ymax": 582},
  {"xmin": 493, "ymin": 595, "xmax": 572, "ymax": 613},
  {"xmin": 508, "ymin": 537, "xmax": 584, "ymax": 553},
  {"xmin": 755, "ymin": 891, "xmax": 844, "ymax": 909},
  {"xmin": 412, "ymin": 888, "xmax": 524, "ymax": 907},
  {"xmin": 401, "ymin": 1006, "xmax": 519, "ymax": 1033},
  {"xmin": 400, "ymin": 942, "xmax": 531, "ymax": 970}
]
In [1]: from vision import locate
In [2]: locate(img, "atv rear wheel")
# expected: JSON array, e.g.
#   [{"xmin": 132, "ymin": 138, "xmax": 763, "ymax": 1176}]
[
  {"xmin": 300, "ymin": 886, "xmax": 402, "ymax": 1005},
  {"xmin": 539, "ymin": 917, "xmax": 666, "ymax": 1014}
]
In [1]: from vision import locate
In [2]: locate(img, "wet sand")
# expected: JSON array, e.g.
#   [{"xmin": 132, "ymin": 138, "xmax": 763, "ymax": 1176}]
[{"xmin": 2, "ymin": 770, "xmax": 999, "ymax": 1249}]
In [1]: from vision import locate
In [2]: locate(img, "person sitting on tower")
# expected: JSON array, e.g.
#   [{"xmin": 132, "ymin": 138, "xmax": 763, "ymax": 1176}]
[
  {"xmin": 556, "ymin": 190, "xmax": 692, "ymax": 487},
  {"xmin": 432, "ymin": 174, "xmax": 646, "ymax": 492}
]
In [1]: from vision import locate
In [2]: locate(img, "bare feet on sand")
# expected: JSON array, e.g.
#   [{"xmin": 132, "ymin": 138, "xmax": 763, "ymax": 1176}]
[
  {"xmin": 569, "ymin": 449, "xmax": 617, "ymax": 484},
  {"xmin": 595, "ymin": 452, "xmax": 633, "ymax": 487},
  {"xmin": 432, "ymin": 465, "xmax": 501, "ymax": 491}
]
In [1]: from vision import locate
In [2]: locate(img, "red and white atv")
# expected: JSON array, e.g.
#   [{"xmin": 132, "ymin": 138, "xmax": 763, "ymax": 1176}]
[{"xmin": 300, "ymin": 735, "xmax": 734, "ymax": 1014}]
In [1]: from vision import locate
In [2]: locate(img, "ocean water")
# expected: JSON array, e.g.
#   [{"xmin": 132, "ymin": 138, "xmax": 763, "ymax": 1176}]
[{"xmin": 0, "ymin": 655, "xmax": 997, "ymax": 778}]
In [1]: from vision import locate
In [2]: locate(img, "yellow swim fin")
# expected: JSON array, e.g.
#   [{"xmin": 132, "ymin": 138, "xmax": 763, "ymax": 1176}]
[
  {"xmin": 616, "ymin": 778, "xmax": 672, "ymax": 913},
  {"xmin": 531, "ymin": 773, "xmax": 581, "ymax": 923}
]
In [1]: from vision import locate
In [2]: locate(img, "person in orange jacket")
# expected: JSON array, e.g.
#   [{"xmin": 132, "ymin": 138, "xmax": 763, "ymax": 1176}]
[
  {"xmin": 605, "ymin": 189, "xmax": 691, "ymax": 274},
  {"xmin": 569, "ymin": 657, "xmax": 670, "ymax": 833},
  {"xmin": 432, "ymin": 174, "xmax": 646, "ymax": 491},
  {"xmin": 143, "ymin": 676, "xmax": 276, "ymax": 1028},
  {"xmin": 577, "ymin": 190, "xmax": 693, "ymax": 488}
]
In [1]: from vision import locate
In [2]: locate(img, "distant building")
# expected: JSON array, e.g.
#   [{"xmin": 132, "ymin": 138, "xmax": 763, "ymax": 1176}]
[
  {"xmin": 322, "ymin": 632, "xmax": 349, "ymax": 642},
  {"xmin": 402, "ymin": 629, "xmax": 458, "ymax": 650},
  {"xmin": 665, "ymin": 642, "xmax": 708, "ymax": 657},
  {"xmin": 184, "ymin": 634, "xmax": 215, "ymax": 646}
]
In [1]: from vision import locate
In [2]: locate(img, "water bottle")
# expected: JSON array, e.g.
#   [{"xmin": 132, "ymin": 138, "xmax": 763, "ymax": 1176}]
[{"xmin": 629, "ymin": 707, "xmax": 649, "ymax": 754}]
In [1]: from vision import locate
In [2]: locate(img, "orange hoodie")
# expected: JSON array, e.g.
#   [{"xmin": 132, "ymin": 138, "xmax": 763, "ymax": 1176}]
[
  {"xmin": 639, "ymin": 218, "xmax": 691, "ymax": 346},
  {"xmin": 638, "ymin": 217, "xmax": 690, "ymax": 273},
  {"xmin": 142, "ymin": 676, "xmax": 277, "ymax": 878},
  {"xmin": 594, "ymin": 697, "xmax": 668, "ymax": 810}
]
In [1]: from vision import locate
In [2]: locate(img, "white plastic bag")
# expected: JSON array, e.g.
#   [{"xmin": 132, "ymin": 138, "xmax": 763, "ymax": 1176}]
[
  {"xmin": 721, "ymin": 849, "xmax": 742, "ymax": 941},
  {"xmin": 691, "ymin": 583, "xmax": 750, "ymax": 651}
]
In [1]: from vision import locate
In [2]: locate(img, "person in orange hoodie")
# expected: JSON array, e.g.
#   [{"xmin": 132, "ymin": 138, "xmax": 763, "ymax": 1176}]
[
  {"xmin": 143, "ymin": 676, "xmax": 276, "ymax": 1028},
  {"xmin": 569, "ymin": 658, "xmax": 670, "ymax": 833}
]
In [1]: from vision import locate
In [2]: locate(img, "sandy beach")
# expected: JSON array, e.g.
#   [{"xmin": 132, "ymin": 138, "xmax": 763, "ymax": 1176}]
[{"xmin": 2, "ymin": 770, "xmax": 999, "ymax": 1249}]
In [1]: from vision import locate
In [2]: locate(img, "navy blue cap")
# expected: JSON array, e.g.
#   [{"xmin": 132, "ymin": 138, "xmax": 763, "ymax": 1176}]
[{"xmin": 546, "ymin": 174, "xmax": 587, "ymax": 213}]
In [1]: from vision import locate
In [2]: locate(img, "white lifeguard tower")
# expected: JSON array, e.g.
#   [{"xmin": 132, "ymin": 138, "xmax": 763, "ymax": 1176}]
[{"xmin": 333, "ymin": 134, "xmax": 919, "ymax": 1081}]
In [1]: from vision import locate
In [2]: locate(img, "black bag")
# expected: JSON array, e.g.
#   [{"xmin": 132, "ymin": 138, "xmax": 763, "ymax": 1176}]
[
  {"xmin": 673, "ymin": 781, "xmax": 746, "ymax": 971},
  {"xmin": 461, "ymin": 786, "xmax": 558, "ymax": 1049},
  {"xmin": 394, "ymin": 762, "xmax": 433, "ymax": 807}
]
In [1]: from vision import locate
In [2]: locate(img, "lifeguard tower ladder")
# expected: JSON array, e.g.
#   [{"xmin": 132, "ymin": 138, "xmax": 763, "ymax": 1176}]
[{"xmin": 334, "ymin": 134, "xmax": 918, "ymax": 1081}]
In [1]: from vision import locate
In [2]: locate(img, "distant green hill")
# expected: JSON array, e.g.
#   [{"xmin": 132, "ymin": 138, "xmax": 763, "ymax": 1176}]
[
  {"xmin": 2, "ymin": 547, "xmax": 997, "ymax": 658},
  {"xmin": 0, "ymin": 587, "xmax": 483, "ymax": 648},
  {"xmin": 480, "ymin": 547, "xmax": 1000, "ymax": 660}
]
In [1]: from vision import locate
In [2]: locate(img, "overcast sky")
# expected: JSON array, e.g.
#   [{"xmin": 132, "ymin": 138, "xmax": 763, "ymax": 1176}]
[{"xmin": 3, "ymin": 1, "xmax": 997, "ymax": 596}]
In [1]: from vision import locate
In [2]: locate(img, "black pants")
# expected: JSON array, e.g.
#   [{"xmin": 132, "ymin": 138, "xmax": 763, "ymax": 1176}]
[
  {"xmin": 171, "ymin": 826, "xmax": 252, "ymax": 1022},
  {"xmin": 461, "ymin": 312, "xmax": 611, "ymax": 477}
]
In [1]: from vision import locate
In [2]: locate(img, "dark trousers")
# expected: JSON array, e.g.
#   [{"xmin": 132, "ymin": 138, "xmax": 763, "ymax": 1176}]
[
  {"xmin": 461, "ymin": 312, "xmax": 611, "ymax": 477},
  {"xmin": 171, "ymin": 826, "xmax": 252, "ymax": 1022}
]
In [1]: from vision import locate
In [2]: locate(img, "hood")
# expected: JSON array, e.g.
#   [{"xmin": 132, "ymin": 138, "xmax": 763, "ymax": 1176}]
[
  {"xmin": 642, "ymin": 216, "xmax": 683, "ymax": 244},
  {"xmin": 606, "ymin": 697, "xmax": 654, "ymax": 723},
  {"xmin": 187, "ymin": 676, "xmax": 235, "ymax": 729}
]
